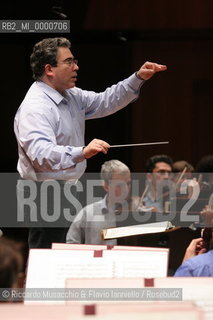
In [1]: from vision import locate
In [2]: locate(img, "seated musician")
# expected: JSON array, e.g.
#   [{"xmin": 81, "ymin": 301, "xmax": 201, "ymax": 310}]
[
  {"xmin": 66, "ymin": 160, "xmax": 138, "ymax": 245},
  {"xmin": 174, "ymin": 226, "xmax": 213, "ymax": 277},
  {"xmin": 174, "ymin": 156, "xmax": 213, "ymax": 276},
  {"xmin": 141, "ymin": 154, "xmax": 174, "ymax": 213}
]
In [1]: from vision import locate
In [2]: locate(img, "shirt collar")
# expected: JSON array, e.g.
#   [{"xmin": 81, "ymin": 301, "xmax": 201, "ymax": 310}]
[{"xmin": 36, "ymin": 81, "xmax": 67, "ymax": 105}]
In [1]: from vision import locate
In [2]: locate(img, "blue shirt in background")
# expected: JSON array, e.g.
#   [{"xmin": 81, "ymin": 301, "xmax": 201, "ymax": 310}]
[{"xmin": 174, "ymin": 249, "xmax": 213, "ymax": 277}]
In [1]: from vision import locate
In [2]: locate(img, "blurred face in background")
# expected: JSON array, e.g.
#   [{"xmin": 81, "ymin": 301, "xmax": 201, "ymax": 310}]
[
  {"xmin": 104, "ymin": 172, "xmax": 131, "ymax": 206},
  {"xmin": 152, "ymin": 162, "xmax": 172, "ymax": 180}
]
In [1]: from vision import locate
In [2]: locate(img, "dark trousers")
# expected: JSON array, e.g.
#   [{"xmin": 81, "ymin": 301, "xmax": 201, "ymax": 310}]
[{"xmin": 17, "ymin": 177, "xmax": 83, "ymax": 249}]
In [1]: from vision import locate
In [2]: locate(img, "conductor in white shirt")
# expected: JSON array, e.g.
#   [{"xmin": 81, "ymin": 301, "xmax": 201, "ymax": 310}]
[{"xmin": 14, "ymin": 37, "xmax": 167, "ymax": 248}]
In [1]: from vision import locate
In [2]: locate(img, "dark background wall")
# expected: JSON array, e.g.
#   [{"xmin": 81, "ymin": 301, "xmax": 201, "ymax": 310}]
[{"xmin": 1, "ymin": 0, "xmax": 213, "ymax": 174}]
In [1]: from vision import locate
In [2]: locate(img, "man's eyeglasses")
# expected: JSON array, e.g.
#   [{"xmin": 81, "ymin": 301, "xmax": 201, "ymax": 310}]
[{"xmin": 57, "ymin": 58, "xmax": 78, "ymax": 66}]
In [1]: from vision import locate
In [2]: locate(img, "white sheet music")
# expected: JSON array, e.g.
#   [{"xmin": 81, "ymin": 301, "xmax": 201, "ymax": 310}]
[
  {"xmin": 51, "ymin": 260, "xmax": 113, "ymax": 287},
  {"xmin": 26, "ymin": 248, "xmax": 168, "ymax": 290},
  {"xmin": 103, "ymin": 250, "xmax": 168, "ymax": 278},
  {"xmin": 102, "ymin": 221, "xmax": 174, "ymax": 239},
  {"xmin": 26, "ymin": 250, "xmax": 112, "ymax": 288}
]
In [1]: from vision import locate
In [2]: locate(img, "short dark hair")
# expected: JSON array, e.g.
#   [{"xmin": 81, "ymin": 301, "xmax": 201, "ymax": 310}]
[
  {"xmin": 30, "ymin": 37, "xmax": 71, "ymax": 80},
  {"xmin": 145, "ymin": 154, "xmax": 173, "ymax": 172},
  {"xmin": 196, "ymin": 155, "xmax": 213, "ymax": 173}
]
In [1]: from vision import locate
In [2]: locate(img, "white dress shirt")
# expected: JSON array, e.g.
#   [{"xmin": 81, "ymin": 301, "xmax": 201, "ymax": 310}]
[{"xmin": 14, "ymin": 74, "xmax": 144, "ymax": 180}]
